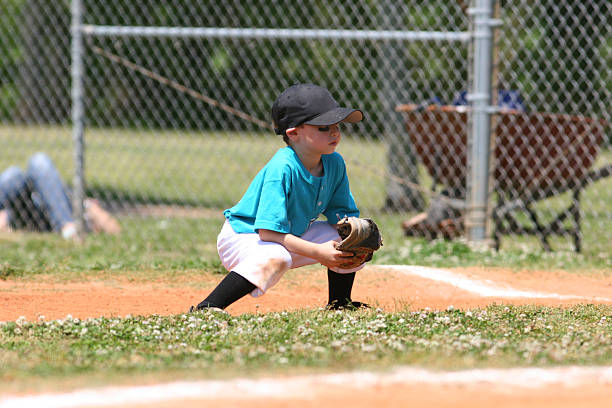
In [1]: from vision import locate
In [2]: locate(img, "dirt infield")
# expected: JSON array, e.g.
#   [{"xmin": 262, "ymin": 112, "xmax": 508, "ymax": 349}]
[
  {"xmin": 1, "ymin": 265, "xmax": 611, "ymax": 408},
  {"xmin": 1, "ymin": 266, "xmax": 611, "ymax": 321}
]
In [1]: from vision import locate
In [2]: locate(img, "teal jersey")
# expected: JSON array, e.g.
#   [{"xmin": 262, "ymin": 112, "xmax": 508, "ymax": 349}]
[{"xmin": 224, "ymin": 146, "xmax": 359, "ymax": 236}]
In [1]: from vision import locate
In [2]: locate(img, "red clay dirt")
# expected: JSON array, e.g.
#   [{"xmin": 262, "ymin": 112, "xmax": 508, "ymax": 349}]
[
  {"xmin": 1, "ymin": 266, "xmax": 611, "ymax": 408},
  {"xmin": 1, "ymin": 266, "xmax": 611, "ymax": 321}
]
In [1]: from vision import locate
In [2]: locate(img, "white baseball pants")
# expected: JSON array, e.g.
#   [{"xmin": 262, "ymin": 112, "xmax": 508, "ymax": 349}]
[{"xmin": 216, "ymin": 220, "xmax": 364, "ymax": 297}]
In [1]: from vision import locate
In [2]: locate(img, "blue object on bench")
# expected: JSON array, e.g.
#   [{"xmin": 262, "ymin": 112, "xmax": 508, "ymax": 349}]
[{"xmin": 452, "ymin": 90, "xmax": 525, "ymax": 111}]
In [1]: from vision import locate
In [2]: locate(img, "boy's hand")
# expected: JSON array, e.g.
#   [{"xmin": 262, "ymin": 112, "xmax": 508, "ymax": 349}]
[
  {"xmin": 317, "ymin": 240, "xmax": 357, "ymax": 269},
  {"xmin": 258, "ymin": 229, "xmax": 366, "ymax": 269}
]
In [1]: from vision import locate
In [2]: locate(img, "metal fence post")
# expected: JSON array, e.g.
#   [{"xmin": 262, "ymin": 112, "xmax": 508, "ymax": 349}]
[
  {"xmin": 71, "ymin": 0, "xmax": 86, "ymax": 240},
  {"xmin": 466, "ymin": 0, "xmax": 498, "ymax": 243}
]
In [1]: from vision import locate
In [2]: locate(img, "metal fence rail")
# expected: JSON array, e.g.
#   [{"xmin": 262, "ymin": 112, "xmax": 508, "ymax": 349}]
[{"xmin": 81, "ymin": 25, "xmax": 472, "ymax": 42}]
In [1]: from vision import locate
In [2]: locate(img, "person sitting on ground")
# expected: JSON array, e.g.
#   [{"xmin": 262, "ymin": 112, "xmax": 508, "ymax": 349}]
[{"xmin": 0, "ymin": 152, "xmax": 121, "ymax": 239}]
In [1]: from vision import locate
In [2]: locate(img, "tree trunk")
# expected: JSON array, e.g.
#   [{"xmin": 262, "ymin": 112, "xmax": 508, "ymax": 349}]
[{"xmin": 17, "ymin": 0, "xmax": 70, "ymax": 124}]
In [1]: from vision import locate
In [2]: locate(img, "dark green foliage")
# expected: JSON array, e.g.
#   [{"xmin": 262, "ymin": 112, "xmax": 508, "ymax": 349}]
[
  {"xmin": 1, "ymin": 0, "xmax": 608, "ymax": 130},
  {"xmin": 1, "ymin": 0, "xmax": 468, "ymax": 135}
]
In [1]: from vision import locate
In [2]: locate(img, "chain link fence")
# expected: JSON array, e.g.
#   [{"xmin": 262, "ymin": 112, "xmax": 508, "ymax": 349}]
[{"xmin": 0, "ymin": 0, "xmax": 610, "ymax": 254}]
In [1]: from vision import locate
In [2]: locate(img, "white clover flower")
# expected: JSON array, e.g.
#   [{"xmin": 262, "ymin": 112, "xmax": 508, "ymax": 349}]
[
  {"xmin": 435, "ymin": 315, "xmax": 452, "ymax": 325},
  {"xmin": 361, "ymin": 343, "xmax": 376, "ymax": 352},
  {"xmin": 330, "ymin": 340, "xmax": 343, "ymax": 348},
  {"xmin": 451, "ymin": 340, "xmax": 464, "ymax": 350}
]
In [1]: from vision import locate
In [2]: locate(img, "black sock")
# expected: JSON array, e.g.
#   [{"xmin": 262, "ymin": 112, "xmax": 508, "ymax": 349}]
[
  {"xmin": 327, "ymin": 269, "xmax": 356, "ymax": 306},
  {"xmin": 197, "ymin": 271, "xmax": 256, "ymax": 310}
]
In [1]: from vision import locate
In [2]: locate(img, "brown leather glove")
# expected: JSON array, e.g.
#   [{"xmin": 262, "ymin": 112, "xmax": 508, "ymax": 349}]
[{"xmin": 335, "ymin": 216, "xmax": 383, "ymax": 269}]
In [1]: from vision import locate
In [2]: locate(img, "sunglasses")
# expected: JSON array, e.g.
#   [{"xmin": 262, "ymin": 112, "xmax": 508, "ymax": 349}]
[{"xmin": 318, "ymin": 125, "xmax": 341, "ymax": 132}]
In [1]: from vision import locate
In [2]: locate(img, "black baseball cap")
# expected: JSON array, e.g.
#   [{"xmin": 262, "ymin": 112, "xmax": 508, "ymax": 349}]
[{"xmin": 271, "ymin": 83, "xmax": 363, "ymax": 136}]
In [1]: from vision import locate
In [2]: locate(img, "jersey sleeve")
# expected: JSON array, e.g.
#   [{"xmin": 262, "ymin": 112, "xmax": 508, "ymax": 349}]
[
  {"xmin": 323, "ymin": 155, "xmax": 360, "ymax": 223},
  {"xmin": 253, "ymin": 170, "xmax": 291, "ymax": 234}
]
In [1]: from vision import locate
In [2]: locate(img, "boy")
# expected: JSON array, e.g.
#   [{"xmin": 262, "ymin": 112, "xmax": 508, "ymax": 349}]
[{"xmin": 191, "ymin": 83, "xmax": 368, "ymax": 312}]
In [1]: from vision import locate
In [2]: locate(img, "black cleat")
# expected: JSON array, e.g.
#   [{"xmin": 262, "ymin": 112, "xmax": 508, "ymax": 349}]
[
  {"xmin": 188, "ymin": 304, "xmax": 229, "ymax": 315},
  {"xmin": 325, "ymin": 300, "xmax": 370, "ymax": 310}
]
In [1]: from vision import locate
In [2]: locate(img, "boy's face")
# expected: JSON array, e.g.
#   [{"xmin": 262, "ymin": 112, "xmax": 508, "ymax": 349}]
[{"xmin": 289, "ymin": 124, "xmax": 341, "ymax": 155}]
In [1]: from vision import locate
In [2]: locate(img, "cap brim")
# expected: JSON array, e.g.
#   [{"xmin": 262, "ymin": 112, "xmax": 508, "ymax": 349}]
[{"xmin": 304, "ymin": 107, "xmax": 363, "ymax": 126}]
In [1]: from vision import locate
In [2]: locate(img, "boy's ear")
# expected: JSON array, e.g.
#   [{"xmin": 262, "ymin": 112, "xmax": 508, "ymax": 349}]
[{"xmin": 285, "ymin": 126, "xmax": 299, "ymax": 142}]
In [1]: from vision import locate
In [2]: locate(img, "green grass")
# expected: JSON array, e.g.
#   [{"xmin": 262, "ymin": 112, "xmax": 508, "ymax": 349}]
[
  {"xmin": 0, "ymin": 212, "xmax": 610, "ymax": 281},
  {"xmin": 0, "ymin": 124, "xmax": 610, "ymax": 274},
  {"xmin": 0, "ymin": 125, "xmax": 388, "ymax": 209},
  {"xmin": 0, "ymin": 217, "xmax": 227, "ymax": 279},
  {"xmin": 1, "ymin": 304, "xmax": 610, "ymax": 390}
]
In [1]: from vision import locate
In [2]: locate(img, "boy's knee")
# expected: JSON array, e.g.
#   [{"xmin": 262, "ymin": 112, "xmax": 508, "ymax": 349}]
[
  {"xmin": 27, "ymin": 152, "xmax": 54, "ymax": 174},
  {"xmin": 301, "ymin": 221, "xmax": 341, "ymax": 244},
  {"xmin": 264, "ymin": 257, "xmax": 290, "ymax": 274},
  {"xmin": 0, "ymin": 166, "xmax": 27, "ymax": 187},
  {"xmin": 250, "ymin": 256, "xmax": 291, "ymax": 295}
]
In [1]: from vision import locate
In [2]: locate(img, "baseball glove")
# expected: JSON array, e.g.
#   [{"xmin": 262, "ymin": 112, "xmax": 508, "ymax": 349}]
[{"xmin": 335, "ymin": 216, "xmax": 383, "ymax": 269}]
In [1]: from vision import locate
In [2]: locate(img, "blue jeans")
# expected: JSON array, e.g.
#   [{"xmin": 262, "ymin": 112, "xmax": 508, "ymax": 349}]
[{"xmin": 0, "ymin": 153, "xmax": 73, "ymax": 232}]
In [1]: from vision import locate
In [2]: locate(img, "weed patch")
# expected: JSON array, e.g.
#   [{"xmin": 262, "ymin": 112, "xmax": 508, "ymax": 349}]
[{"xmin": 1, "ymin": 304, "xmax": 610, "ymax": 386}]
